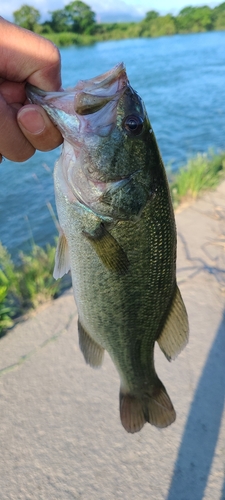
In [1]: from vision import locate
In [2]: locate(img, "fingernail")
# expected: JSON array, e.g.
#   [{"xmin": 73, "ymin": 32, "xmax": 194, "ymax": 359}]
[{"xmin": 18, "ymin": 107, "xmax": 45, "ymax": 135}]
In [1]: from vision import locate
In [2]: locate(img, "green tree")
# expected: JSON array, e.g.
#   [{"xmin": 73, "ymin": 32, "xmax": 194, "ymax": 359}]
[
  {"xmin": 150, "ymin": 14, "xmax": 177, "ymax": 36},
  {"xmin": 213, "ymin": 1, "xmax": 225, "ymax": 15},
  {"xmin": 140, "ymin": 12, "xmax": 176, "ymax": 37},
  {"xmin": 13, "ymin": 4, "xmax": 40, "ymax": 31},
  {"xmin": 50, "ymin": 9, "xmax": 69, "ymax": 33},
  {"xmin": 50, "ymin": 1, "xmax": 96, "ymax": 34},
  {"xmin": 212, "ymin": 2, "xmax": 225, "ymax": 30},
  {"xmin": 144, "ymin": 10, "xmax": 159, "ymax": 23},
  {"xmin": 66, "ymin": 0, "xmax": 96, "ymax": 33},
  {"xmin": 177, "ymin": 5, "xmax": 213, "ymax": 32}
]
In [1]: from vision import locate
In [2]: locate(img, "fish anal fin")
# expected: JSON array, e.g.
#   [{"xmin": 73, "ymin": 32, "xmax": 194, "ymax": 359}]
[
  {"xmin": 78, "ymin": 319, "xmax": 104, "ymax": 368},
  {"xmin": 157, "ymin": 285, "xmax": 189, "ymax": 361},
  {"xmin": 53, "ymin": 230, "xmax": 70, "ymax": 279},
  {"xmin": 83, "ymin": 223, "xmax": 129, "ymax": 275},
  {"xmin": 120, "ymin": 378, "xmax": 176, "ymax": 434}
]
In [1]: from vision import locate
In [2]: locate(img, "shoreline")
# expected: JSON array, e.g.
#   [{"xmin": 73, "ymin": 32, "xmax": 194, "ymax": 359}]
[{"xmin": 43, "ymin": 28, "xmax": 225, "ymax": 48}]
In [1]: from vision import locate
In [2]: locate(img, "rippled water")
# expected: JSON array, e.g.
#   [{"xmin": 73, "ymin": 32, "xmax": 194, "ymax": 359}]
[{"xmin": 1, "ymin": 31, "xmax": 225, "ymax": 257}]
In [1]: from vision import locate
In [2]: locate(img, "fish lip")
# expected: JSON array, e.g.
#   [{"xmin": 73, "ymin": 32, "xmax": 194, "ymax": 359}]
[
  {"xmin": 74, "ymin": 62, "xmax": 128, "ymax": 92},
  {"xmin": 26, "ymin": 62, "xmax": 128, "ymax": 109}
]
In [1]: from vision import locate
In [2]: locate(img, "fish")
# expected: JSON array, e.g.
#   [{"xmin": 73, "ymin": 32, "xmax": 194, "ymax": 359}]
[{"xmin": 26, "ymin": 63, "xmax": 189, "ymax": 433}]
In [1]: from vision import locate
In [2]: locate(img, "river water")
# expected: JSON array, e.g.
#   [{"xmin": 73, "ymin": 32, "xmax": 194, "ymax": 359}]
[{"xmin": 1, "ymin": 31, "xmax": 225, "ymax": 258}]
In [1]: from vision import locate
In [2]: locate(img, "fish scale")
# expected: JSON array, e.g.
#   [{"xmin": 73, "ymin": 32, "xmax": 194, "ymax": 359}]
[{"xmin": 26, "ymin": 63, "xmax": 189, "ymax": 433}]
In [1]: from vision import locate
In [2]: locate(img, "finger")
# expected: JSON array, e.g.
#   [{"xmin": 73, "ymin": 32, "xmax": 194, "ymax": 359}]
[
  {"xmin": 17, "ymin": 104, "xmax": 63, "ymax": 152},
  {"xmin": 0, "ymin": 96, "xmax": 35, "ymax": 162},
  {"xmin": 0, "ymin": 18, "xmax": 61, "ymax": 91},
  {"xmin": 0, "ymin": 81, "xmax": 26, "ymax": 105}
]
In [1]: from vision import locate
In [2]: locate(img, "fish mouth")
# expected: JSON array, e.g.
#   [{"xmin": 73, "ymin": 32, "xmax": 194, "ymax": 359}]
[
  {"xmin": 73, "ymin": 62, "xmax": 128, "ymax": 115},
  {"xmin": 26, "ymin": 63, "xmax": 129, "ymax": 139}
]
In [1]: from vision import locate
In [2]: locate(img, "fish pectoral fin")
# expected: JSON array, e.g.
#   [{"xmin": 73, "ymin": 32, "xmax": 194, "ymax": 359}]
[
  {"xmin": 78, "ymin": 319, "xmax": 104, "ymax": 368},
  {"xmin": 53, "ymin": 230, "xmax": 70, "ymax": 279},
  {"xmin": 120, "ymin": 378, "xmax": 176, "ymax": 434},
  {"xmin": 82, "ymin": 223, "xmax": 129, "ymax": 275},
  {"xmin": 157, "ymin": 285, "xmax": 189, "ymax": 361}
]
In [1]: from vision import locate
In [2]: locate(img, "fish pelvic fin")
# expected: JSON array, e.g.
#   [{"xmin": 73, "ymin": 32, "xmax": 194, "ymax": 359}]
[
  {"xmin": 82, "ymin": 223, "xmax": 129, "ymax": 275},
  {"xmin": 157, "ymin": 285, "xmax": 189, "ymax": 361},
  {"xmin": 78, "ymin": 319, "xmax": 104, "ymax": 368},
  {"xmin": 53, "ymin": 230, "xmax": 70, "ymax": 279},
  {"xmin": 119, "ymin": 379, "xmax": 176, "ymax": 434}
]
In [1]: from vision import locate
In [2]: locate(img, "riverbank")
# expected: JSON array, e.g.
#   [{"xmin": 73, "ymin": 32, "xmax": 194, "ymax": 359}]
[
  {"xmin": 1, "ymin": 150, "xmax": 225, "ymax": 336},
  {"xmin": 44, "ymin": 25, "xmax": 225, "ymax": 48}
]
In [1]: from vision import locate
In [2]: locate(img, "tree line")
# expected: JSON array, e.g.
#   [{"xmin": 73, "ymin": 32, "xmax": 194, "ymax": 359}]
[{"xmin": 12, "ymin": 1, "xmax": 225, "ymax": 45}]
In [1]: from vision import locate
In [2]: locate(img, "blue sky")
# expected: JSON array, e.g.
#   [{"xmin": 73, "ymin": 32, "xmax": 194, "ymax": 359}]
[{"xmin": 2, "ymin": 0, "xmax": 220, "ymax": 23}]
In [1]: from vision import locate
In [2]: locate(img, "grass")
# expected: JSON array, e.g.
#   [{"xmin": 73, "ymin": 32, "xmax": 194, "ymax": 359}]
[
  {"xmin": 170, "ymin": 150, "xmax": 225, "ymax": 207},
  {"xmin": 0, "ymin": 240, "xmax": 71, "ymax": 337},
  {"xmin": 0, "ymin": 149, "xmax": 225, "ymax": 336},
  {"xmin": 45, "ymin": 32, "xmax": 95, "ymax": 47}
]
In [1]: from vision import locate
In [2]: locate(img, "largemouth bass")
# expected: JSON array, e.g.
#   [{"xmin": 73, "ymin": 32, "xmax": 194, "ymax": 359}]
[{"xmin": 26, "ymin": 63, "xmax": 189, "ymax": 433}]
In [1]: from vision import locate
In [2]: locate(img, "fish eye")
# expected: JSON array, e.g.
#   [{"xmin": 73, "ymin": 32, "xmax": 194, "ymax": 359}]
[{"xmin": 123, "ymin": 115, "xmax": 144, "ymax": 136}]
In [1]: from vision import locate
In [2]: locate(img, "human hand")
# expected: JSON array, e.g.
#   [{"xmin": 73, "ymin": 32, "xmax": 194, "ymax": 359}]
[{"xmin": 0, "ymin": 17, "xmax": 63, "ymax": 163}]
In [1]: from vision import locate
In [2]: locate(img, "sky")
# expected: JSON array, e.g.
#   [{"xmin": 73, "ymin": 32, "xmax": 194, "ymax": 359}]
[{"xmin": 1, "ymin": 0, "xmax": 220, "ymax": 23}]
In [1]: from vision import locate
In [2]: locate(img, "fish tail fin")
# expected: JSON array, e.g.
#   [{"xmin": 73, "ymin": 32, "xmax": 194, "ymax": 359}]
[{"xmin": 119, "ymin": 378, "xmax": 176, "ymax": 433}]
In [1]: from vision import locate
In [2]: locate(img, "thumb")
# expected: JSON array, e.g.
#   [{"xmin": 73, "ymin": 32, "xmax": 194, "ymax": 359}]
[{"xmin": 17, "ymin": 104, "xmax": 63, "ymax": 152}]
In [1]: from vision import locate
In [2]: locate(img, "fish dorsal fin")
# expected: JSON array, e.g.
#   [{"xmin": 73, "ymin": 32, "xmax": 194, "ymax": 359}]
[
  {"xmin": 157, "ymin": 285, "xmax": 189, "ymax": 361},
  {"xmin": 53, "ymin": 230, "xmax": 70, "ymax": 279},
  {"xmin": 83, "ymin": 223, "xmax": 129, "ymax": 275},
  {"xmin": 78, "ymin": 319, "xmax": 104, "ymax": 368}
]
